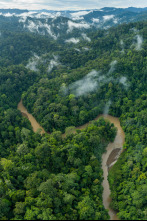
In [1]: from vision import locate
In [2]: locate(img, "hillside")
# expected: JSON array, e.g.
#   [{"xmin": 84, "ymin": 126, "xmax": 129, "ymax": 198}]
[{"xmin": 0, "ymin": 8, "xmax": 146, "ymax": 220}]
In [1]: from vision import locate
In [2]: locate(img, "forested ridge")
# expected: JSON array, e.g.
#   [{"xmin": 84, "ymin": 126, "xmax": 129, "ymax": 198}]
[{"xmin": 0, "ymin": 17, "xmax": 146, "ymax": 220}]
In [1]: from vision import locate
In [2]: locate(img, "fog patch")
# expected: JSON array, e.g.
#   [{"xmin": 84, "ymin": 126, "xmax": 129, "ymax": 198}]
[
  {"xmin": 103, "ymin": 100, "xmax": 112, "ymax": 115},
  {"xmin": 135, "ymin": 35, "xmax": 143, "ymax": 51},
  {"xmin": 108, "ymin": 60, "xmax": 117, "ymax": 75},
  {"xmin": 25, "ymin": 20, "xmax": 38, "ymax": 33},
  {"xmin": 103, "ymin": 15, "xmax": 115, "ymax": 21},
  {"xmin": 113, "ymin": 18, "xmax": 118, "ymax": 24},
  {"xmin": 60, "ymin": 83, "xmax": 68, "ymax": 96},
  {"xmin": 119, "ymin": 77, "xmax": 129, "ymax": 88},
  {"xmin": 120, "ymin": 40, "xmax": 125, "ymax": 53},
  {"xmin": 92, "ymin": 18, "xmax": 100, "ymax": 23},
  {"xmin": 2, "ymin": 12, "xmax": 16, "ymax": 17},
  {"xmin": 47, "ymin": 55, "xmax": 60, "ymax": 73},
  {"xmin": 17, "ymin": 11, "xmax": 60, "ymax": 21},
  {"xmin": 69, "ymin": 70, "xmax": 101, "ymax": 97},
  {"xmin": 19, "ymin": 16, "xmax": 27, "ymax": 23},
  {"xmin": 21, "ymin": 20, "xmax": 58, "ymax": 39},
  {"xmin": 70, "ymin": 11, "xmax": 91, "ymax": 20},
  {"xmin": 82, "ymin": 47, "xmax": 90, "ymax": 51},
  {"xmin": 26, "ymin": 54, "xmax": 40, "ymax": 72},
  {"xmin": 72, "ymin": 17, "xmax": 84, "ymax": 21},
  {"xmin": 62, "ymin": 60, "xmax": 129, "ymax": 98},
  {"xmin": 104, "ymin": 25, "xmax": 111, "ymax": 30},
  {"xmin": 67, "ymin": 20, "xmax": 90, "ymax": 33},
  {"xmin": 75, "ymin": 48, "xmax": 81, "ymax": 52},
  {"xmin": 71, "ymin": 11, "xmax": 91, "ymax": 18},
  {"xmin": 131, "ymin": 28, "xmax": 139, "ymax": 34},
  {"xmin": 65, "ymin": 38, "xmax": 80, "ymax": 44},
  {"xmin": 81, "ymin": 33, "xmax": 91, "ymax": 42},
  {"xmin": 35, "ymin": 12, "xmax": 55, "ymax": 19},
  {"xmin": 66, "ymin": 70, "xmax": 114, "ymax": 97},
  {"xmin": 26, "ymin": 54, "xmax": 60, "ymax": 73},
  {"xmin": 42, "ymin": 23, "xmax": 58, "ymax": 39},
  {"xmin": 18, "ymin": 11, "xmax": 37, "ymax": 23}
]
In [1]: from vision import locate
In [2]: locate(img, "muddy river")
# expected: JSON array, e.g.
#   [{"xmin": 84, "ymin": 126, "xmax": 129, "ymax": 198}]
[
  {"xmin": 18, "ymin": 100, "xmax": 125, "ymax": 220},
  {"xmin": 18, "ymin": 100, "xmax": 45, "ymax": 135}
]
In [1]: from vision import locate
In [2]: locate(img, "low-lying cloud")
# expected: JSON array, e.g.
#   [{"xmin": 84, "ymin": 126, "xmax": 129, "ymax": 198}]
[
  {"xmin": 103, "ymin": 15, "xmax": 115, "ymax": 21},
  {"xmin": 67, "ymin": 20, "xmax": 90, "ymax": 33},
  {"xmin": 92, "ymin": 18, "xmax": 100, "ymax": 23},
  {"xmin": 69, "ymin": 70, "xmax": 101, "ymax": 96},
  {"xmin": 135, "ymin": 35, "xmax": 143, "ymax": 51},
  {"xmin": 26, "ymin": 54, "xmax": 40, "ymax": 72},
  {"xmin": 65, "ymin": 38, "xmax": 80, "ymax": 44},
  {"xmin": 81, "ymin": 33, "xmax": 91, "ymax": 42},
  {"xmin": 47, "ymin": 55, "xmax": 60, "ymax": 73},
  {"xmin": 119, "ymin": 76, "xmax": 129, "ymax": 88},
  {"xmin": 108, "ymin": 60, "xmax": 117, "ymax": 75},
  {"xmin": 20, "ymin": 19, "xmax": 58, "ymax": 39},
  {"xmin": 103, "ymin": 100, "xmax": 112, "ymax": 115},
  {"xmin": 120, "ymin": 39, "xmax": 125, "ymax": 53},
  {"xmin": 26, "ymin": 54, "xmax": 60, "ymax": 73},
  {"xmin": 62, "ymin": 60, "xmax": 129, "ymax": 97}
]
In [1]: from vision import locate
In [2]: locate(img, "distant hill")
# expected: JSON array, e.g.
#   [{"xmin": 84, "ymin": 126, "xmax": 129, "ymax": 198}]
[
  {"xmin": 0, "ymin": 9, "xmax": 28, "ymax": 14},
  {"xmin": 0, "ymin": 7, "xmax": 147, "ymax": 38}
]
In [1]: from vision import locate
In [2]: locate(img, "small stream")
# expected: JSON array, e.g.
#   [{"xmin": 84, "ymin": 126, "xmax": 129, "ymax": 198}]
[{"xmin": 18, "ymin": 100, "xmax": 125, "ymax": 220}]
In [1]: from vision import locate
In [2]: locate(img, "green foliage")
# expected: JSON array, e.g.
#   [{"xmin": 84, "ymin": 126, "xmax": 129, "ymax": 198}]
[
  {"xmin": 0, "ymin": 118, "xmax": 114, "ymax": 220},
  {"xmin": 0, "ymin": 18, "xmax": 146, "ymax": 220},
  {"xmin": 109, "ymin": 95, "xmax": 147, "ymax": 220}
]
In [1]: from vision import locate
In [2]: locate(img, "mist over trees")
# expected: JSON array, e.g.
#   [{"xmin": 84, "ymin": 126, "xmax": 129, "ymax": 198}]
[{"xmin": 0, "ymin": 12, "xmax": 146, "ymax": 220}]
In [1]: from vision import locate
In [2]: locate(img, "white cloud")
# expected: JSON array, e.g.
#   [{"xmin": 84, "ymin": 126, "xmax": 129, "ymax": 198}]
[
  {"xmin": 2, "ymin": 12, "xmax": 16, "ymax": 17},
  {"xmin": 0, "ymin": 0, "xmax": 147, "ymax": 10},
  {"xmin": 135, "ymin": 35, "xmax": 143, "ymax": 50},
  {"xmin": 20, "ymin": 19, "xmax": 58, "ymax": 39},
  {"xmin": 70, "ymin": 10, "xmax": 91, "ymax": 20},
  {"xmin": 120, "ymin": 40, "xmax": 125, "ymax": 53},
  {"xmin": 113, "ymin": 18, "xmax": 118, "ymax": 24},
  {"xmin": 81, "ymin": 33, "xmax": 91, "ymax": 42},
  {"xmin": 69, "ymin": 70, "xmax": 100, "ymax": 96},
  {"xmin": 103, "ymin": 15, "xmax": 115, "ymax": 21},
  {"xmin": 47, "ymin": 55, "xmax": 60, "ymax": 73},
  {"xmin": 67, "ymin": 20, "xmax": 90, "ymax": 33},
  {"xmin": 82, "ymin": 47, "xmax": 89, "ymax": 51},
  {"xmin": 65, "ymin": 38, "xmax": 80, "ymax": 44},
  {"xmin": 74, "ymin": 48, "xmax": 81, "ymax": 52},
  {"xmin": 119, "ymin": 76, "xmax": 129, "ymax": 88},
  {"xmin": 108, "ymin": 60, "xmax": 117, "ymax": 74},
  {"xmin": 104, "ymin": 100, "xmax": 112, "ymax": 115},
  {"xmin": 26, "ymin": 54, "xmax": 40, "ymax": 72},
  {"xmin": 92, "ymin": 18, "xmax": 100, "ymax": 23},
  {"xmin": 64, "ymin": 60, "xmax": 129, "ymax": 97},
  {"xmin": 72, "ymin": 16, "xmax": 84, "ymax": 21}
]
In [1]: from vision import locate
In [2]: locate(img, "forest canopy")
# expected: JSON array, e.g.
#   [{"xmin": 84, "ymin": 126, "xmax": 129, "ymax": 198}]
[{"xmin": 0, "ymin": 18, "xmax": 146, "ymax": 220}]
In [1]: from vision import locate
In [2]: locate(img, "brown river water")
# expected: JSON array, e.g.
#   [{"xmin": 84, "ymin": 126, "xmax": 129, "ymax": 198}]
[
  {"xmin": 18, "ymin": 100, "xmax": 125, "ymax": 220},
  {"xmin": 18, "ymin": 100, "xmax": 45, "ymax": 135}
]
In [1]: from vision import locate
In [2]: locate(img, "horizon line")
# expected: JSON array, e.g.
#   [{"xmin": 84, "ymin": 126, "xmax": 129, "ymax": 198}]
[{"xmin": 0, "ymin": 6, "xmax": 147, "ymax": 12}]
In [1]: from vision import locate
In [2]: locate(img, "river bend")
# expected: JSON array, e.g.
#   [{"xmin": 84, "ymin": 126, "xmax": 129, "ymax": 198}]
[{"xmin": 18, "ymin": 100, "xmax": 125, "ymax": 220}]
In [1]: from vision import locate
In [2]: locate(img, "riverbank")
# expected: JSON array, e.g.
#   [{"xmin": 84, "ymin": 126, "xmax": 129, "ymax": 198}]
[
  {"xmin": 18, "ymin": 100, "xmax": 45, "ymax": 135},
  {"xmin": 17, "ymin": 99, "xmax": 125, "ymax": 220},
  {"xmin": 101, "ymin": 115, "xmax": 125, "ymax": 220}
]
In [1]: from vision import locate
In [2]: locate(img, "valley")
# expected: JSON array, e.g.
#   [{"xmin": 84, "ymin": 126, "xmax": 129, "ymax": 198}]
[
  {"xmin": 18, "ymin": 99, "xmax": 125, "ymax": 220},
  {"xmin": 0, "ymin": 7, "xmax": 146, "ymax": 220}
]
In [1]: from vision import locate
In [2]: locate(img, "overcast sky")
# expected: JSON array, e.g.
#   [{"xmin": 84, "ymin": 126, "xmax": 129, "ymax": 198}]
[{"xmin": 0, "ymin": 0, "xmax": 146, "ymax": 10}]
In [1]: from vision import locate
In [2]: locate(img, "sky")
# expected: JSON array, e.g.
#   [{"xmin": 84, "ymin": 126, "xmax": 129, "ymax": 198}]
[{"xmin": 0, "ymin": 0, "xmax": 146, "ymax": 11}]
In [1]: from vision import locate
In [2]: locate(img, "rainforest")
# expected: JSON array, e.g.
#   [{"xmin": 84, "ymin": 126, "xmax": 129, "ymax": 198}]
[{"xmin": 0, "ymin": 8, "xmax": 147, "ymax": 220}]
